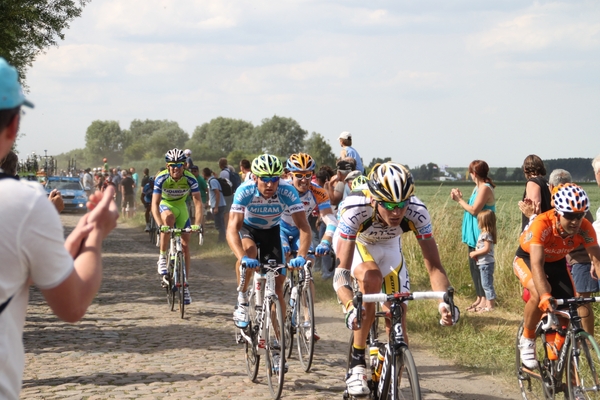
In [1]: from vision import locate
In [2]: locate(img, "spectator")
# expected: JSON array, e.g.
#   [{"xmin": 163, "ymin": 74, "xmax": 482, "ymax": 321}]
[
  {"xmin": 520, "ymin": 154, "xmax": 552, "ymax": 231},
  {"xmin": 0, "ymin": 56, "xmax": 118, "ymax": 399},
  {"xmin": 141, "ymin": 168, "xmax": 150, "ymax": 187},
  {"xmin": 326, "ymin": 158, "xmax": 355, "ymax": 209},
  {"xmin": 203, "ymin": 168, "xmax": 226, "ymax": 243},
  {"xmin": 111, "ymin": 168, "xmax": 122, "ymax": 209},
  {"xmin": 184, "ymin": 149, "xmax": 194, "ymax": 169},
  {"xmin": 189, "ymin": 165, "xmax": 208, "ymax": 214},
  {"xmin": 0, "ymin": 150, "xmax": 18, "ymax": 175},
  {"xmin": 315, "ymin": 167, "xmax": 335, "ymax": 278},
  {"xmin": 141, "ymin": 176, "xmax": 154, "ymax": 232},
  {"xmin": 82, "ymin": 168, "xmax": 94, "ymax": 197},
  {"xmin": 218, "ymin": 158, "xmax": 234, "ymax": 227},
  {"xmin": 240, "ymin": 159, "xmax": 252, "ymax": 181},
  {"xmin": 120, "ymin": 170, "xmax": 136, "ymax": 219},
  {"xmin": 338, "ymin": 131, "xmax": 364, "ymax": 173},
  {"xmin": 130, "ymin": 167, "xmax": 139, "ymax": 205},
  {"xmin": 450, "ymin": 160, "xmax": 496, "ymax": 313}
]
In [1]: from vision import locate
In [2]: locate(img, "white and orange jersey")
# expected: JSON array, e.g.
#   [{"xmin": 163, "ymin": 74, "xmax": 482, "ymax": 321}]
[{"xmin": 280, "ymin": 182, "xmax": 331, "ymax": 233}]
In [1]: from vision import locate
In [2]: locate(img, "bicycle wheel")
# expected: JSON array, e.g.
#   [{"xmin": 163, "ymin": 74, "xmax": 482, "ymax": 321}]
[
  {"xmin": 283, "ymin": 280, "xmax": 294, "ymax": 360},
  {"xmin": 515, "ymin": 321, "xmax": 554, "ymax": 400},
  {"xmin": 245, "ymin": 287, "xmax": 260, "ymax": 381},
  {"xmin": 567, "ymin": 330, "xmax": 600, "ymax": 399},
  {"xmin": 176, "ymin": 252, "xmax": 185, "ymax": 318},
  {"xmin": 380, "ymin": 346, "xmax": 421, "ymax": 400},
  {"xmin": 296, "ymin": 283, "xmax": 315, "ymax": 372},
  {"xmin": 265, "ymin": 295, "xmax": 286, "ymax": 399}
]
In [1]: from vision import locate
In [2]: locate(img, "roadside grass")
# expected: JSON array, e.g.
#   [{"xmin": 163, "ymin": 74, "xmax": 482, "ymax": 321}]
[{"xmin": 124, "ymin": 181, "xmax": 600, "ymax": 386}]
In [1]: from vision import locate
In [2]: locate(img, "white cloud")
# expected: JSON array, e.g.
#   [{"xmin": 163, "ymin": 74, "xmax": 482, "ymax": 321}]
[{"xmin": 471, "ymin": 3, "xmax": 600, "ymax": 53}]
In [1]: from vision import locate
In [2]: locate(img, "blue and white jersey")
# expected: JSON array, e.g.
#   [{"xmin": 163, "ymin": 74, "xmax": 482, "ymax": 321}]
[{"xmin": 231, "ymin": 179, "xmax": 305, "ymax": 229}]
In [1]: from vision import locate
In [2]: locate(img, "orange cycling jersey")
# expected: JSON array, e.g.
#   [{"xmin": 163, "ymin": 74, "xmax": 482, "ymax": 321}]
[{"xmin": 518, "ymin": 209, "xmax": 597, "ymax": 262}]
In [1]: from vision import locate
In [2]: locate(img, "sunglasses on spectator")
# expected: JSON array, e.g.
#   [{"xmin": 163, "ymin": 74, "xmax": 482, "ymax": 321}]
[
  {"xmin": 293, "ymin": 172, "xmax": 312, "ymax": 180},
  {"xmin": 562, "ymin": 212, "xmax": 585, "ymax": 221},
  {"xmin": 258, "ymin": 176, "xmax": 280, "ymax": 183},
  {"xmin": 168, "ymin": 163, "xmax": 184, "ymax": 168},
  {"xmin": 379, "ymin": 200, "xmax": 408, "ymax": 211}
]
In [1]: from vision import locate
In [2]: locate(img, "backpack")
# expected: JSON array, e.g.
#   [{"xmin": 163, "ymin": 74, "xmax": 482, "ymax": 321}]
[
  {"xmin": 212, "ymin": 177, "xmax": 233, "ymax": 196},
  {"xmin": 229, "ymin": 169, "xmax": 242, "ymax": 191}
]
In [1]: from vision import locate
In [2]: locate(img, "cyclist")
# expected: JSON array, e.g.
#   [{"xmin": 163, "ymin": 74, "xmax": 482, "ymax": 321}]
[
  {"xmin": 333, "ymin": 162, "xmax": 454, "ymax": 397},
  {"xmin": 152, "ymin": 148, "xmax": 203, "ymax": 305},
  {"xmin": 280, "ymin": 153, "xmax": 339, "ymax": 341},
  {"xmin": 226, "ymin": 154, "xmax": 311, "ymax": 332},
  {"xmin": 514, "ymin": 183, "xmax": 600, "ymax": 369}
]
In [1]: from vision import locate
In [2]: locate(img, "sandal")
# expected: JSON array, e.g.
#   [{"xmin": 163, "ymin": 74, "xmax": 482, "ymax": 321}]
[
  {"xmin": 466, "ymin": 303, "xmax": 480, "ymax": 312},
  {"xmin": 477, "ymin": 307, "xmax": 494, "ymax": 313}
]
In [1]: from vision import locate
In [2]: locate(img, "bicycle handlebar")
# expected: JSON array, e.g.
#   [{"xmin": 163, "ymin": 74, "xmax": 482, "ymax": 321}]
[
  {"xmin": 541, "ymin": 296, "xmax": 600, "ymax": 330},
  {"xmin": 354, "ymin": 287, "xmax": 457, "ymax": 329},
  {"xmin": 236, "ymin": 260, "xmax": 287, "ymax": 292}
]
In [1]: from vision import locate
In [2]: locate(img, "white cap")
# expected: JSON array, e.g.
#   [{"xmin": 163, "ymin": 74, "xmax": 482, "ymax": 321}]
[
  {"xmin": 184, "ymin": 149, "xmax": 191, "ymax": 155},
  {"xmin": 339, "ymin": 131, "xmax": 351, "ymax": 140}
]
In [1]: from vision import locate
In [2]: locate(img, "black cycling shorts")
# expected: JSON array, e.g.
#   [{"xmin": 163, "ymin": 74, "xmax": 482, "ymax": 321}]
[
  {"xmin": 240, "ymin": 223, "xmax": 283, "ymax": 266},
  {"xmin": 516, "ymin": 255, "xmax": 575, "ymax": 301}
]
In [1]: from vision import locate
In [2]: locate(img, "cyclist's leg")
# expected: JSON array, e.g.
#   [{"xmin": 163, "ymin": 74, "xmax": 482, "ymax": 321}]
[
  {"xmin": 377, "ymin": 242, "xmax": 409, "ymax": 342},
  {"xmin": 156, "ymin": 202, "xmax": 176, "ymax": 273},
  {"xmin": 233, "ymin": 225, "xmax": 259, "ymax": 328}
]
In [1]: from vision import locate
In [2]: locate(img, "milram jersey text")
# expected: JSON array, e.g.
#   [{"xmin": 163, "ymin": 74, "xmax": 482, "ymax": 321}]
[
  {"xmin": 337, "ymin": 191, "xmax": 433, "ymax": 246},
  {"xmin": 153, "ymin": 169, "xmax": 200, "ymax": 202},
  {"xmin": 231, "ymin": 180, "xmax": 304, "ymax": 229}
]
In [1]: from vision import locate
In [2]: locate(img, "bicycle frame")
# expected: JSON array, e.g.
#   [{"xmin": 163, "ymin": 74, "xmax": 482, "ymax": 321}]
[
  {"xmin": 518, "ymin": 296, "xmax": 600, "ymax": 399},
  {"xmin": 353, "ymin": 288, "xmax": 457, "ymax": 400}
]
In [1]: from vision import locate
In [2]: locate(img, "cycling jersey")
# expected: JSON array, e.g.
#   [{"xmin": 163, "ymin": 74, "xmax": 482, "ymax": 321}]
[
  {"xmin": 517, "ymin": 209, "xmax": 598, "ymax": 262},
  {"xmin": 336, "ymin": 191, "xmax": 433, "ymax": 246},
  {"xmin": 280, "ymin": 182, "xmax": 330, "ymax": 237},
  {"xmin": 230, "ymin": 179, "xmax": 304, "ymax": 229},
  {"xmin": 153, "ymin": 169, "xmax": 199, "ymax": 203}
]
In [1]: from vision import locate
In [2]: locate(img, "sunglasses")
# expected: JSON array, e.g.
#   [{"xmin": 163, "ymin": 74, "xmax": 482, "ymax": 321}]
[
  {"xmin": 562, "ymin": 212, "xmax": 585, "ymax": 221},
  {"xmin": 293, "ymin": 172, "xmax": 312, "ymax": 180},
  {"xmin": 258, "ymin": 176, "xmax": 280, "ymax": 183},
  {"xmin": 379, "ymin": 200, "xmax": 408, "ymax": 211},
  {"xmin": 168, "ymin": 163, "xmax": 184, "ymax": 168}
]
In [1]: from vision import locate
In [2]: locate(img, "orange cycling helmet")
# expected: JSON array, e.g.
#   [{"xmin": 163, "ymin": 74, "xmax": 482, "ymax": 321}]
[
  {"xmin": 552, "ymin": 183, "xmax": 589, "ymax": 214},
  {"xmin": 287, "ymin": 153, "xmax": 316, "ymax": 171}
]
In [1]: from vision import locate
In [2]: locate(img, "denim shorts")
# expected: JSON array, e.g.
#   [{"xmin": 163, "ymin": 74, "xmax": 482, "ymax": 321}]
[{"xmin": 571, "ymin": 263, "xmax": 600, "ymax": 294}]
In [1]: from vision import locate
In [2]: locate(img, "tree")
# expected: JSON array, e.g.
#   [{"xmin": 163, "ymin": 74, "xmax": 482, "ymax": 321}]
[
  {"xmin": 84, "ymin": 120, "xmax": 125, "ymax": 166},
  {"xmin": 189, "ymin": 117, "xmax": 254, "ymax": 157},
  {"xmin": 0, "ymin": 0, "xmax": 89, "ymax": 84},
  {"xmin": 510, "ymin": 167, "xmax": 523, "ymax": 181},
  {"xmin": 367, "ymin": 157, "xmax": 392, "ymax": 173},
  {"xmin": 253, "ymin": 115, "xmax": 307, "ymax": 156},
  {"xmin": 304, "ymin": 132, "xmax": 336, "ymax": 169},
  {"xmin": 144, "ymin": 122, "xmax": 189, "ymax": 159},
  {"xmin": 494, "ymin": 167, "xmax": 507, "ymax": 181}
]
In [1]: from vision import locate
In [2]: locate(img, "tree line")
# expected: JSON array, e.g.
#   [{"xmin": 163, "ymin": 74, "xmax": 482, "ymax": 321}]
[{"xmin": 58, "ymin": 115, "xmax": 339, "ymax": 171}]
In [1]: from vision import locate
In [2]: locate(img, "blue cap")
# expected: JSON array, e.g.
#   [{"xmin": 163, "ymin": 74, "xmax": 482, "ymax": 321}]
[{"xmin": 0, "ymin": 57, "xmax": 34, "ymax": 110}]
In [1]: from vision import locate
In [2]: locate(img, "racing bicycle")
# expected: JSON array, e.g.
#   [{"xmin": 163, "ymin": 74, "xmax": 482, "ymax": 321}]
[
  {"xmin": 160, "ymin": 226, "xmax": 201, "ymax": 319},
  {"xmin": 236, "ymin": 258, "xmax": 287, "ymax": 399},
  {"xmin": 344, "ymin": 287, "xmax": 458, "ymax": 400},
  {"xmin": 516, "ymin": 296, "xmax": 600, "ymax": 399},
  {"xmin": 283, "ymin": 255, "xmax": 315, "ymax": 372}
]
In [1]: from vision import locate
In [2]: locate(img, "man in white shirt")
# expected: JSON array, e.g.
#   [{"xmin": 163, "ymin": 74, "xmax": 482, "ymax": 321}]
[{"xmin": 0, "ymin": 57, "xmax": 118, "ymax": 400}]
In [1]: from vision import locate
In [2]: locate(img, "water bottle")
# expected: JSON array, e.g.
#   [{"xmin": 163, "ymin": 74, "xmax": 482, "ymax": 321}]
[
  {"xmin": 369, "ymin": 344, "xmax": 379, "ymax": 380},
  {"xmin": 373, "ymin": 345, "xmax": 385, "ymax": 381}
]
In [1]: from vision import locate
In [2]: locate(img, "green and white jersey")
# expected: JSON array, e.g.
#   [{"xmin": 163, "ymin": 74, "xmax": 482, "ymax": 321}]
[{"xmin": 153, "ymin": 169, "xmax": 199, "ymax": 203}]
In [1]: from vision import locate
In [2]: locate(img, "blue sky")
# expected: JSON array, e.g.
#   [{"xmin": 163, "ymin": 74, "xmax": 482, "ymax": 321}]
[{"xmin": 17, "ymin": 0, "xmax": 600, "ymax": 168}]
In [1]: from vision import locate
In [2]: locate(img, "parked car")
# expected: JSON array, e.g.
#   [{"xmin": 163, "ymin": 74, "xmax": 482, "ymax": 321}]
[{"xmin": 45, "ymin": 176, "xmax": 88, "ymax": 213}]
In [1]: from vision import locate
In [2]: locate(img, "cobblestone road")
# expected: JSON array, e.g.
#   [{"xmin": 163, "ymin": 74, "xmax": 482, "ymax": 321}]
[{"xmin": 21, "ymin": 215, "xmax": 519, "ymax": 399}]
